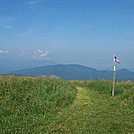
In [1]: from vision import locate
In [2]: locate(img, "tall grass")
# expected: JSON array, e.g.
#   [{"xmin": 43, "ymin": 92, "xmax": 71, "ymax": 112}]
[
  {"xmin": 0, "ymin": 76, "xmax": 133, "ymax": 133},
  {"xmin": 0, "ymin": 76, "xmax": 76, "ymax": 133},
  {"xmin": 74, "ymin": 80, "xmax": 134, "ymax": 95},
  {"xmin": 77, "ymin": 80, "xmax": 134, "ymax": 115},
  {"xmin": 72, "ymin": 80, "xmax": 134, "ymax": 133}
]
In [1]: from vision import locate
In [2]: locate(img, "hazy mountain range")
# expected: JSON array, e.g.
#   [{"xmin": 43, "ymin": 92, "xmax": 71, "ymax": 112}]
[
  {"xmin": 0, "ymin": 58, "xmax": 56, "ymax": 74},
  {"xmin": 7, "ymin": 64, "xmax": 134, "ymax": 81}
]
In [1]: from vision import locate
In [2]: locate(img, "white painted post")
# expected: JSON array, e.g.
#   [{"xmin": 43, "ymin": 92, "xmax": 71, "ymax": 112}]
[{"xmin": 112, "ymin": 65, "xmax": 116, "ymax": 96}]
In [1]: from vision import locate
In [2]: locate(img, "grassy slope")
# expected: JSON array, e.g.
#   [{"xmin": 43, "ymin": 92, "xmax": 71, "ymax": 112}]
[
  {"xmin": 0, "ymin": 76, "xmax": 134, "ymax": 133},
  {"xmin": 0, "ymin": 76, "xmax": 76, "ymax": 133},
  {"xmin": 49, "ymin": 86, "xmax": 134, "ymax": 133}
]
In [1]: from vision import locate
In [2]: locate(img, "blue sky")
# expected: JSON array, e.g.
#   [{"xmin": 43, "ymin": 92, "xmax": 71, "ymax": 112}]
[{"xmin": 0, "ymin": 0, "xmax": 134, "ymax": 70}]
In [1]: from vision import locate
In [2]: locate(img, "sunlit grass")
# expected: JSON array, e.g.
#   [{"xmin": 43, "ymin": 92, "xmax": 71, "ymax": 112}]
[
  {"xmin": 0, "ymin": 76, "xmax": 133, "ymax": 133},
  {"xmin": 0, "ymin": 76, "xmax": 76, "ymax": 133}
]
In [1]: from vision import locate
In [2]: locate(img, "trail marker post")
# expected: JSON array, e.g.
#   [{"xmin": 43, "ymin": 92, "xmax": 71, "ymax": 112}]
[
  {"xmin": 112, "ymin": 65, "xmax": 116, "ymax": 96},
  {"xmin": 112, "ymin": 55, "xmax": 120, "ymax": 96}
]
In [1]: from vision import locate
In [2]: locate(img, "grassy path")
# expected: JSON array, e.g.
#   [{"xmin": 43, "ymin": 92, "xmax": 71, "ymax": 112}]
[
  {"xmin": 48, "ymin": 86, "xmax": 134, "ymax": 133},
  {"xmin": 71, "ymin": 86, "xmax": 91, "ymax": 106}
]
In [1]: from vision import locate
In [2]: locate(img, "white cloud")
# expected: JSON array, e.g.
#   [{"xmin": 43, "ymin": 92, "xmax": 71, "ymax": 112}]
[
  {"xmin": 33, "ymin": 49, "xmax": 49, "ymax": 59},
  {"xmin": 0, "ymin": 50, "xmax": 9, "ymax": 55},
  {"xmin": 0, "ymin": 49, "xmax": 50, "ymax": 59},
  {"xmin": 18, "ymin": 51, "xmax": 29, "ymax": 56}
]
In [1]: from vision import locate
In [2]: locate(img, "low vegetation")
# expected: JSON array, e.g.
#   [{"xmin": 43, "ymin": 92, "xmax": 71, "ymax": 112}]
[
  {"xmin": 0, "ymin": 76, "xmax": 134, "ymax": 133},
  {"xmin": 0, "ymin": 76, "xmax": 76, "ymax": 133}
]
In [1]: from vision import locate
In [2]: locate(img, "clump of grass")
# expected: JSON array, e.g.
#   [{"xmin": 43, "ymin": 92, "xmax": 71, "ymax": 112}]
[
  {"xmin": 0, "ymin": 76, "xmax": 76, "ymax": 133},
  {"xmin": 75, "ymin": 80, "xmax": 134, "ymax": 96}
]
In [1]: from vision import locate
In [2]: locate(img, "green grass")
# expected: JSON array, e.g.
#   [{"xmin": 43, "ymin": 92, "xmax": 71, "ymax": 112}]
[
  {"xmin": 0, "ymin": 76, "xmax": 76, "ymax": 133},
  {"xmin": 0, "ymin": 76, "xmax": 134, "ymax": 133}
]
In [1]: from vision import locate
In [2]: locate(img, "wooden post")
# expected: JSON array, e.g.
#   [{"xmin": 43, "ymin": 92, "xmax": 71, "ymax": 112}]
[{"xmin": 112, "ymin": 65, "xmax": 116, "ymax": 96}]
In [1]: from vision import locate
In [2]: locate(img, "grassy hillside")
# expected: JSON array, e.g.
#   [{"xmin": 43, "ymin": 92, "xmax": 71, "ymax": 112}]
[
  {"xmin": 0, "ymin": 76, "xmax": 134, "ymax": 133},
  {"xmin": 0, "ymin": 76, "xmax": 76, "ymax": 133},
  {"xmin": 73, "ymin": 80, "xmax": 134, "ymax": 133}
]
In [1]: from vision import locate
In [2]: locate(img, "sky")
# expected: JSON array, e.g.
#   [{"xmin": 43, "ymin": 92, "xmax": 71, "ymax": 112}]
[{"xmin": 0, "ymin": 0, "xmax": 134, "ymax": 70}]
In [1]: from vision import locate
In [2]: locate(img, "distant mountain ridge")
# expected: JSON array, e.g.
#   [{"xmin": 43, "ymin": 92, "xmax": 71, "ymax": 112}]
[
  {"xmin": 0, "ymin": 58, "xmax": 56, "ymax": 73},
  {"xmin": 8, "ymin": 64, "xmax": 134, "ymax": 81}
]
